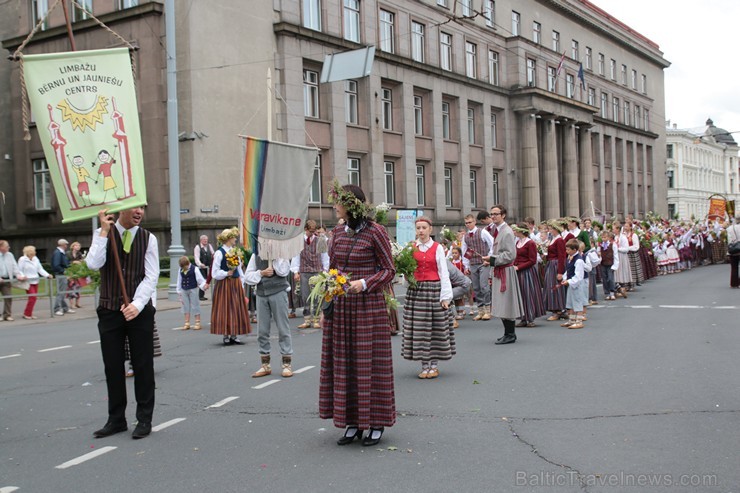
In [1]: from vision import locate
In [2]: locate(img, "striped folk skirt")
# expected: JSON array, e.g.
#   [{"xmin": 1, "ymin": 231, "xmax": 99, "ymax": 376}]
[
  {"xmin": 615, "ymin": 252, "xmax": 633, "ymax": 285},
  {"xmin": 543, "ymin": 260, "xmax": 566, "ymax": 312},
  {"xmin": 210, "ymin": 277, "xmax": 251, "ymax": 335},
  {"xmin": 639, "ymin": 247, "xmax": 657, "ymax": 279},
  {"xmin": 402, "ymin": 281, "xmax": 455, "ymax": 362},
  {"xmin": 628, "ymin": 251, "xmax": 645, "ymax": 284},
  {"xmin": 125, "ymin": 321, "xmax": 161, "ymax": 359},
  {"xmin": 517, "ymin": 266, "xmax": 546, "ymax": 322}
]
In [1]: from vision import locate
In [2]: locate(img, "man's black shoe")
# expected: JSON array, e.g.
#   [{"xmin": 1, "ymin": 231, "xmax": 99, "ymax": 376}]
[
  {"xmin": 132, "ymin": 422, "xmax": 152, "ymax": 439},
  {"xmin": 495, "ymin": 334, "xmax": 517, "ymax": 345},
  {"xmin": 200, "ymin": 297, "xmax": 207, "ymax": 301},
  {"xmin": 230, "ymin": 337, "xmax": 245, "ymax": 345},
  {"xmin": 93, "ymin": 421, "xmax": 128, "ymax": 438}
]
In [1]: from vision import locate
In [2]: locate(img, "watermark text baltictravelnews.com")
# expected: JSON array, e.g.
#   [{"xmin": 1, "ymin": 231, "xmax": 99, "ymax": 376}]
[{"xmin": 515, "ymin": 470, "xmax": 718, "ymax": 488}]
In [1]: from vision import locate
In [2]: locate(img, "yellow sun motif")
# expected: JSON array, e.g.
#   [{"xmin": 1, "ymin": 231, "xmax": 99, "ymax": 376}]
[{"xmin": 57, "ymin": 96, "xmax": 109, "ymax": 132}]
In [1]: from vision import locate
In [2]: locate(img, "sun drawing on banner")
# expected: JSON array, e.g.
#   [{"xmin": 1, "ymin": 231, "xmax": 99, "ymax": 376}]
[{"xmin": 57, "ymin": 95, "xmax": 109, "ymax": 132}]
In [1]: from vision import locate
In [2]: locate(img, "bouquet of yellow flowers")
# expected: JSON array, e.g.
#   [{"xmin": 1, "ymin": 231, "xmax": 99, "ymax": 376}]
[
  {"xmin": 224, "ymin": 249, "xmax": 243, "ymax": 270},
  {"xmin": 307, "ymin": 268, "xmax": 352, "ymax": 318}
]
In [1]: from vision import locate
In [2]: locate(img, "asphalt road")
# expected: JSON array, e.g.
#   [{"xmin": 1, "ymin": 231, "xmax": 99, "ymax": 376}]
[{"xmin": 1, "ymin": 264, "xmax": 738, "ymax": 493}]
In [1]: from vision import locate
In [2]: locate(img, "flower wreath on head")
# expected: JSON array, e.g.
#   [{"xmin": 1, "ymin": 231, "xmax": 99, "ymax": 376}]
[
  {"xmin": 327, "ymin": 179, "xmax": 375, "ymax": 221},
  {"xmin": 217, "ymin": 226, "xmax": 239, "ymax": 245}
]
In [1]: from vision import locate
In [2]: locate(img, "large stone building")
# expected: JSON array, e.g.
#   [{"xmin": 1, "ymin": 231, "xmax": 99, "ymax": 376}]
[
  {"xmin": 1, "ymin": 0, "xmax": 669, "ymax": 258},
  {"xmin": 666, "ymin": 119, "xmax": 739, "ymax": 220}
]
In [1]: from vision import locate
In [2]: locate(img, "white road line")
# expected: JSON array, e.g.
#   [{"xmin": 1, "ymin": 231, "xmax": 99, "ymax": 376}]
[
  {"xmin": 627, "ymin": 305, "xmax": 653, "ymax": 309},
  {"xmin": 38, "ymin": 345, "xmax": 73, "ymax": 353},
  {"xmin": 55, "ymin": 446, "xmax": 117, "ymax": 469},
  {"xmin": 172, "ymin": 327, "xmax": 188, "ymax": 331},
  {"xmin": 712, "ymin": 306, "xmax": 738, "ymax": 310},
  {"xmin": 658, "ymin": 305, "xmax": 703, "ymax": 309},
  {"xmin": 0, "ymin": 487, "xmax": 20, "ymax": 493},
  {"xmin": 206, "ymin": 396, "xmax": 240, "ymax": 409},
  {"xmin": 0, "ymin": 354, "xmax": 21, "ymax": 360},
  {"xmin": 251, "ymin": 379, "xmax": 281, "ymax": 390},
  {"xmin": 292, "ymin": 365, "xmax": 316, "ymax": 374},
  {"xmin": 87, "ymin": 340, "xmax": 100, "ymax": 344},
  {"xmin": 152, "ymin": 418, "xmax": 186, "ymax": 432}
]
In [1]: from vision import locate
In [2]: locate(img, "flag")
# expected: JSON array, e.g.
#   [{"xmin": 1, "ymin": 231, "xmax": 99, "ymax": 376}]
[
  {"xmin": 577, "ymin": 62, "xmax": 586, "ymax": 89},
  {"xmin": 554, "ymin": 51, "xmax": 567, "ymax": 79},
  {"xmin": 22, "ymin": 48, "xmax": 146, "ymax": 223},
  {"xmin": 241, "ymin": 137, "xmax": 318, "ymax": 259}
]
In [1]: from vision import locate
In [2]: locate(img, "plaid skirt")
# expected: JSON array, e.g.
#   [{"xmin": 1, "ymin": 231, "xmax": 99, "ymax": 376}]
[
  {"xmin": 543, "ymin": 260, "xmax": 566, "ymax": 312},
  {"xmin": 210, "ymin": 277, "xmax": 251, "ymax": 335},
  {"xmin": 517, "ymin": 266, "xmax": 546, "ymax": 322},
  {"xmin": 628, "ymin": 251, "xmax": 645, "ymax": 283},
  {"xmin": 639, "ymin": 247, "xmax": 657, "ymax": 279},
  {"xmin": 402, "ymin": 281, "xmax": 455, "ymax": 361},
  {"xmin": 125, "ymin": 321, "xmax": 161, "ymax": 360}
]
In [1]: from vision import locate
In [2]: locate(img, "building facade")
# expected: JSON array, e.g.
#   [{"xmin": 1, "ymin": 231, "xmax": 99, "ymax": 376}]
[
  {"xmin": 1, "ymin": 0, "xmax": 669, "ymax": 257},
  {"xmin": 666, "ymin": 119, "xmax": 740, "ymax": 220}
]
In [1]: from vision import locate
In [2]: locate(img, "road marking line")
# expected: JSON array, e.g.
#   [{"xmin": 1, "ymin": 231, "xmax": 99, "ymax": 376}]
[
  {"xmin": 152, "ymin": 418, "xmax": 186, "ymax": 432},
  {"xmin": 658, "ymin": 305, "xmax": 703, "ymax": 309},
  {"xmin": 87, "ymin": 340, "xmax": 100, "ymax": 344},
  {"xmin": 251, "ymin": 379, "xmax": 281, "ymax": 390},
  {"xmin": 712, "ymin": 306, "xmax": 738, "ymax": 310},
  {"xmin": 627, "ymin": 305, "xmax": 652, "ymax": 308},
  {"xmin": 38, "ymin": 345, "xmax": 73, "ymax": 353},
  {"xmin": 293, "ymin": 365, "xmax": 315, "ymax": 374},
  {"xmin": 172, "ymin": 327, "xmax": 188, "ymax": 331},
  {"xmin": 0, "ymin": 354, "xmax": 21, "ymax": 360},
  {"xmin": 55, "ymin": 446, "xmax": 117, "ymax": 469},
  {"xmin": 0, "ymin": 487, "xmax": 20, "ymax": 493},
  {"xmin": 206, "ymin": 396, "xmax": 240, "ymax": 409}
]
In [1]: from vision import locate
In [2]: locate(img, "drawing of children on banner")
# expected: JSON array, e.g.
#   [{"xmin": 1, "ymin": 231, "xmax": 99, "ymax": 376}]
[
  {"xmin": 68, "ymin": 155, "xmax": 95, "ymax": 207},
  {"xmin": 93, "ymin": 148, "xmax": 121, "ymax": 203}
]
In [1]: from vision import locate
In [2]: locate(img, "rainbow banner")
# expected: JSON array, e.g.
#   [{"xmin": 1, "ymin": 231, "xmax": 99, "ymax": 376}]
[
  {"xmin": 241, "ymin": 137, "xmax": 318, "ymax": 259},
  {"xmin": 22, "ymin": 47, "xmax": 146, "ymax": 223}
]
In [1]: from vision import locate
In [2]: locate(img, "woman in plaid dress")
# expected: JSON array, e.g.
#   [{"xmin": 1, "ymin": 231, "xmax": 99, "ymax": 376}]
[{"xmin": 320, "ymin": 184, "xmax": 396, "ymax": 447}]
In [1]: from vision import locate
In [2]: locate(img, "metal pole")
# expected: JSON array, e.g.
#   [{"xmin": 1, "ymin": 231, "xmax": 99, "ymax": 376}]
[{"xmin": 165, "ymin": 0, "xmax": 185, "ymax": 300}]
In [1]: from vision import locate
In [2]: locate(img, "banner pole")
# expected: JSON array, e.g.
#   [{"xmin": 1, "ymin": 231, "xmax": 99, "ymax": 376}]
[{"xmin": 61, "ymin": 0, "xmax": 77, "ymax": 51}]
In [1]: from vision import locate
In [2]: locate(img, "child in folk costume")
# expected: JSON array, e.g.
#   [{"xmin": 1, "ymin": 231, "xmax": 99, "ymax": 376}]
[
  {"xmin": 449, "ymin": 246, "xmax": 471, "ymax": 321},
  {"xmin": 598, "ymin": 231, "xmax": 620, "ymax": 300},
  {"xmin": 461, "ymin": 214, "xmax": 494, "ymax": 321},
  {"xmin": 561, "ymin": 239, "xmax": 587, "ymax": 329},
  {"xmin": 291, "ymin": 220, "xmax": 330, "ymax": 329},
  {"xmin": 623, "ymin": 223, "xmax": 644, "ymax": 287},
  {"xmin": 210, "ymin": 227, "xmax": 251, "ymax": 345},
  {"xmin": 543, "ymin": 221, "xmax": 567, "ymax": 321},
  {"xmin": 512, "ymin": 224, "xmax": 545, "ymax": 327},
  {"xmin": 402, "ymin": 217, "xmax": 455, "ymax": 379},
  {"xmin": 654, "ymin": 235, "xmax": 669, "ymax": 275},
  {"xmin": 446, "ymin": 257, "xmax": 472, "ymax": 329},
  {"xmin": 176, "ymin": 256, "xmax": 209, "ymax": 330},
  {"xmin": 582, "ymin": 240, "xmax": 601, "ymax": 306},
  {"xmin": 664, "ymin": 231, "xmax": 681, "ymax": 273},
  {"xmin": 614, "ymin": 224, "xmax": 634, "ymax": 297}
]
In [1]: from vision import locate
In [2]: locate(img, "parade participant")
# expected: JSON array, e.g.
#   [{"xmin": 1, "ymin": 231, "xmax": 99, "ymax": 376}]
[
  {"xmin": 194, "ymin": 235, "xmax": 214, "ymax": 301},
  {"xmin": 543, "ymin": 221, "xmax": 567, "ymax": 321},
  {"xmin": 320, "ymin": 183, "xmax": 396, "ymax": 447},
  {"xmin": 291, "ymin": 220, "xmax": 329, "ymax": 329},
  {"xmin": 727, "ymin": 219, "xmax": 740, "ymax": 288},
  {"xmin": 481, "ymin": 210, "xmax": 495, "ymax": 235},
  {"xmin": 176, "ymin": 256, "xmax": 208, "ymax": 330},
  {"xmin": 524, "ymin": 217, "xmax": 540, "ymax": 243},
  {"xmin": 597, "ymin": 231, "xmax": 619, "ymax": 300},
  {"xmin": 446, "ymin": 257, "xmax": 472, "ymax": 329},
  {"xmin": 568, "ymin": 217, "xmax": 592, "ymax": 250},
  {"xmin": 583, "ymin": 218, "xmax": 599, "ymax": 245},
  {"xmin": 513, "ymin": 224, "xmax": 545, "ymax": 328},
  {"xmin": 17, "ymin": 245, "xmax": 51, "ymax": 320},
  {"xmin": 665, "ymin": 231, "xmax": 681, "ymax": 273},
  {"xmin": 210, "ymin": 227, "xmax": 250, "ymax": 345},
  {"xmin": 52, "ymin": 239, "xmax": 75, "ymax": 316},
  {"xmin": 561, "ymin": 219, "xmax": 576, "ymax": 243},
  {"xmin": 614, "ymin": 223, "xmax": 633, "ymax": 297},
  {"xmin": 449, "ymin": 246, "xmax": 471, "ymax": 321},
  {"xmin": 245, "ymin": 253, "xmax": 294, "ymax": 378},
  {"xmin": 86, "ymin": 207, "xmax": 158, "ymax": 439},
  {"xmin": 0, "ymin": 240, "xmax": 26, "ymax": 321},
  {"xmin": 561, "ymin": 239, "xmax": 587, "ymax": 329},
  {"xmin": 461, "ymin": 214, "xmax": 494, "ymax": 321},
  {"xmin": 484, "ymin": 205, "xmax": 523, "ymax": 345},
  {"xmin": 623, "ymin": 223, "xmax": 644, "ymax": 289},
  {"xmin": 583, "ymin": 238, "xmax": 601, "ymax": 305},
  {"xmin": 67, "ymin": 241, "xmax": 84, "ymax": 308},
  {"xmin": 402, "ymin": 217, "xmax": 455, "ymax": 379}
]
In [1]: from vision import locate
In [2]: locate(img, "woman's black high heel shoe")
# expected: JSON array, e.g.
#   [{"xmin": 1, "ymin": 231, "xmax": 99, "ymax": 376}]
[
  {"xmin": 362, "ymin": 427, "xmax": 384, "ymax": 447},
  {"xmin": 337, "ymin": 426, "xmax": 362, "ymax": 445}
]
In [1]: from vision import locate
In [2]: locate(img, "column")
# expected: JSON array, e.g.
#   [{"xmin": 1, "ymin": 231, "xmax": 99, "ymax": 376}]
[
  {"xmin": 610, "ymin": 135, "xmax": 617, "ymax": 217},
  {"xmin": 542, "ymin": 117, "xmax": 559, "ymax": 219},
  {"xmin": 519, "ymin": 113, "xmax": 541, "ymax": 220},
  {"xmin": 563, "ymin": 123, "xmax": 578, "ymax": 216},
  {"xmin": 631, "ymin": 140, "xmax": 639, "ymax": 215},
  {"xmin": 622, "ymin": 138, "xmax": 629, "ymax": 217},
  {"xmin": 597, "ymin": 130, "xmax": 605, "ymax": 214},
  {"xmin": 578, "ymin": 127, "xmax": 594, "ymax": 216}
]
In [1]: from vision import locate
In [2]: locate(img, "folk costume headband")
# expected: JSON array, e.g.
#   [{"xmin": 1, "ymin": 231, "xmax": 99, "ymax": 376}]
[
  {"xmin": 327, "ymin": 179, "xmax": 374, "ymax": 220},
  {"xmin": 511, "ymin": 225, "xmax": 530, "ymax": 235},
  {"xmin": 217, "ymin": 227, "xmax": 239, "ymax": 245},
  {"xmin": 415, "ymin": 217, "xmax": 433, "ymax": 226}
]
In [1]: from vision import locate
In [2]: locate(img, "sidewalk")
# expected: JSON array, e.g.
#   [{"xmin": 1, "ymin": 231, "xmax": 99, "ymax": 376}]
[{"xmin": 0, "ymin": 288, "xmax": 205, "ymax": 327}]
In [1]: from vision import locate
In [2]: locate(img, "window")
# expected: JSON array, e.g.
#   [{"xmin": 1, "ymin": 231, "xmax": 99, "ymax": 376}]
[
  {"xmin": 465, "ymin": 41, "xmax": 477, "ymax": 78},
  {"xmin": 444, "ymin": 167, "xmax": 453, "ymax": 207},
  {"xmin": 348, "ymin": 158, "xmax": 360, "ymax": 186},
  {"xmin": 600, "ymin": 92, "xmax": 608, "ymax": 118},
  {"xmin": 610, "ymin": 59, "xmax": 616, "ymax": 80},
  {"xmin": 552, "ymin": 31, "xmax": 560, "ymax": 52},
  {"xmin": 621, "ymin": 64, "xmax": 627, "ymax": 85},
  {"xmin": 413, "ymin": 96, "xmax": 423, "ymax": 135},
  {"xmin": 492, "ymin": 172, "xmax": 499, "ymax": 204},
  {"xmin": 644, "ymin": 109, "xmax": 649, "ymax": 130},
  {"xmin": 526, "ymin": 58, "xmax": 536, "ymax": 87},
  {"xmin": 612, "ymin": 97, "xmax": 619, "ymax": 123},
  {"xmin": 33, "ymin": 158, "xmax": 51, "ymax": 210},
  {"xmin": 303, "ymin": 0, "xmax": 321, "ymax": 31},
  {"xmin": 384, "ymin": 161, "xmax": 395, "ymax": 204},
  {"xmin": 511, "ymin": 11, "xmax": 520, "ymax": 36},
  {"xmin": 585, "ymin": 47, "xmax": 592, "ymax": 70},
  {"xmin": 547, "ymin": 66, "xmax": 556, "ymax": 92},
  {"xmin": 379, "ymin": 9, "xmax": 394, "ymax": 53},
  {"xmin": 381, "ymin": 87, "xmax": 392, "ymax": 130},
  {"xmin": 437, "ymin": 0, "xmax": 447, "ymax": 7},
  {"xmin": 73, "ymin": 0, "xmax": 92, "ymax": 21},
  {"xmin": 440, "ymin": 32, "xmax": 452, "ymax": 71},
  {"xmin": 411, "ymin": 21, "xmax": 425, "ymax": 63},
  {"xmin": 32, "ymin": 0, "xmax": 49, "ymax": 29},
  {"xmin": 118, "ymin": 0, "xmax": 138, "ymax": 9},
  {"xmin": 634, "ymin": 105, "xmax": 641, "ymax": 129},
  {"xmin": 532, "ymin": 21, "xmax": 541, "ymax": 44},
  {"xmin": 641, "ymin": 74, "xmax": 647, "ymax": 94},
  {"xmin": 416, "ymin": 164, "xmax": 426, "ymax": 206},
  {"xmin": 303, "ymin": 69, "xmax": 319, "ymax": 118},
  {"xmin": 484, "ymin": 0, "xmax": 495, "ymax": 28},
  {"xmin": 666, "ymin": 144, "xmax": 674, "ymax": 159},
  {"xmin": 598, "ymin": 53, "xmax": 604, "ymax": 75},
  {"xmin": 345, "ymin": 80, "xmax": 358, "ymax": 124},
  {"xmin": 631, "ymin": 69, "xmax": 637, "ymax": 89},
  {"xmin": 490, "ymin": 110, "xmax": 498, "ymax": 148},
  {"xmin": 571, "ymin": 40, "xmax": 579, "ymax": 60},
  {"xmin": 588, "ymin": 87, "xmax": 595, "ymax": 106},
  {"xmin": 467, "ymin": 107, "xmax": 475, "ymax": 144},
  {"xmin": 461, "ymin": 0, "xmax": 472, "ymax": 17},
  {"xmin": 442, "ymin": 101, "xmax": 450, "ymax": 139},
  {"xmin": 624, "ymin": 101, "xmax": 630, "ymax": 126},
  {"xmin": 668, "ymin": 203, "xmax": 676, "ymax": 219},
  {"xmin": 487, "ymin": 50, "xmax": 499, "ymax": 86},
  {"xmin": 667, "ymin": 170, "xmax": 674, "ymax": 189},
  {"xmin": 343, "ymin": 0, "xmax": 360, "ymax": 42},
  {"xmin": 309, "ymin": 155, "xmax": 322, "ymax": 203},
  {"xmin": 566, "ymin": 73, "xmax": 574, "ymax": 98},
  {"xmin": 469, "ymin": 170, "xmax": 477, "ymax": 207}
]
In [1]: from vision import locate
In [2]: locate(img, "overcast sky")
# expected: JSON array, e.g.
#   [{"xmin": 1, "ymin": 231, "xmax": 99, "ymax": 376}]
[{"xmin": 588, "ymin": 0, "xmax": 740, "ymax": 136}]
